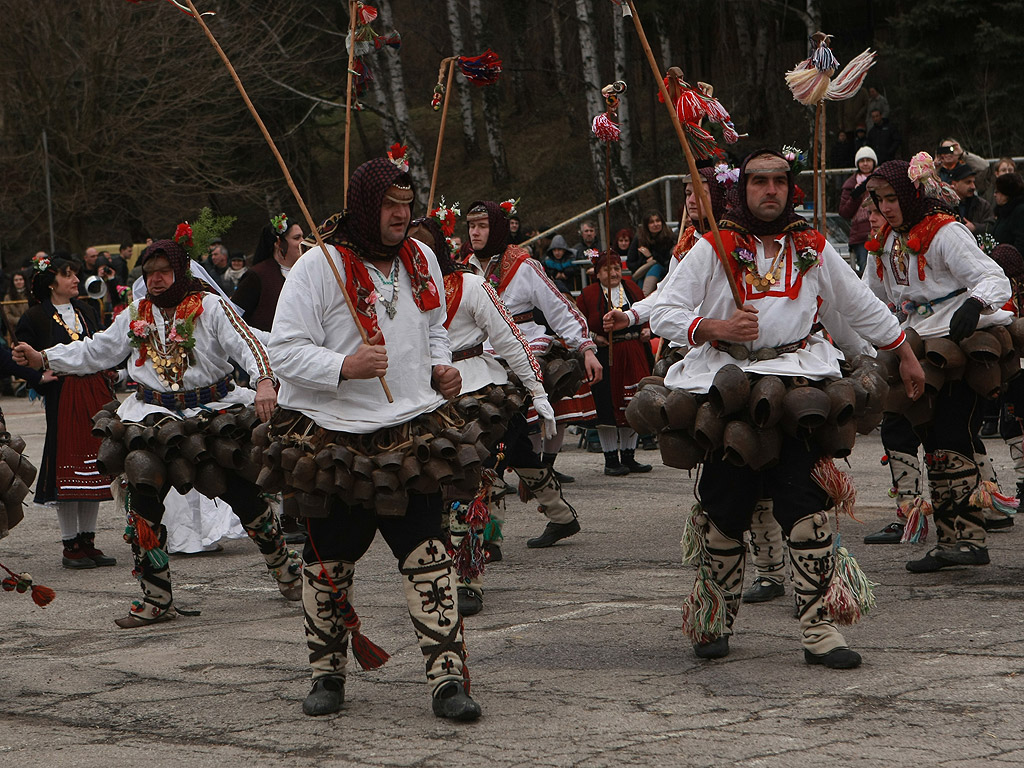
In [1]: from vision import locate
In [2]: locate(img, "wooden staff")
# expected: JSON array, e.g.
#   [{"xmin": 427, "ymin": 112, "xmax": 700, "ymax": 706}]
[
  {"xmin": 819, "ymin": 103, "xmax": 827, "ymax": 232},
  {"xmin": 625, "ymin": 1, "xmax": 742, "ymax": 310},
  {"xmin": 343, "ymin": 0, "xmax": 359, "ymax": 208},
  {"xmin": 183, "ymin": 0, "xmax": 393, "ymax": 402},
  {"xmin": 812, "ymin": 103, "xmax": 821, "ymax": 231},
  {"xmin": 427, "ymin": 57, "xmax": 457, "ymax": 212},
  {"xmin": 604, "ymin": 141, "xmax": 614, "ymax": 366}
]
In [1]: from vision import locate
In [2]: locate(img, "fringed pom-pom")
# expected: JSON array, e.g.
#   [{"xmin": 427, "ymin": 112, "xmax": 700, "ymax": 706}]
[
  {"xmin": 453, "ymin": 530, "xmax": 486, "ymax": 582},
  {"xmin": 680, "ymin": 504, "xmax": 708, "ymax": 565},
  {"xmin": 351, "ymin": 632, "xmax": 390, "ymax": 671},
  {"xmin": 133, "ymin": 514, "xmax": 162, "ymax": 552},
  {"xmin": 592, "ymin": 113, "xmax": 621, "ymax": 143},
  {"xmin": 812, "ymin": 458, "xmax": 859, "ymax": 521},
  {"xmin": 32, "ymin": 583, "xmax": 56, "ymax": 607},
  {"xmin": 825, "ymin": 536, "xmax": 877, "ymax": 625},
  {"xmin": 680, "ymin": 564, "xmax": 727, "ymax": 644},
  {"xmin": 457, "ymin": 49, "xmax": 503, "ymax": 86},
  {"xmin": 899, "ymin": 496, "xmax": 932, "ymax": 544}
]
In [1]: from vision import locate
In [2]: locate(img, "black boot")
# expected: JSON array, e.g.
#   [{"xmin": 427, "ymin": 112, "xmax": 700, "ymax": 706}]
[
  {"xmin": 542, "ymin": 452, "xmax": 574, "ymax": 484},
  {"xmin": 303, "ymin": 676, "xmax": 345, "ymax": 716},
  {"xmin": 62, "ymin": 537, "xmax": 97, "ymax": 569},
  {"xmin": 604, "ymin": 451, "xmax": 629, "ymax": 476},
  {"xmin": 78, "ymin": 532, "xmax": 116, "ymax": 567},
  {"xmin": 620, "ymin": 449, "xmax": 652, "ymax": 473}
]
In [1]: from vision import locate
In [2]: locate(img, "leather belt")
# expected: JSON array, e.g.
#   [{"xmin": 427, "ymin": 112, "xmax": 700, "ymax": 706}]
[
  {"xmin": 452, "ymin": 343, "xmax": 484, "ymax": 362},
  {"xmin": 711, "ymin": 335, "xmax": 812, "ymax": 362},
  {"xmin": 135, "ymin": 376, "xmax": 234, "ymax": 409},
  {"xmin": 512, "ymin": 311, "xmax": 535, "ymax": 324}
]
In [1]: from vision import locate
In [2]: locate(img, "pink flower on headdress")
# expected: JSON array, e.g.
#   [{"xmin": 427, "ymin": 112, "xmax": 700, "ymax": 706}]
[
  {"xmin": 714, "ymin": 163, "xmax": 739, "ymax": 188},
  {"xmin": 908, "ymin": 151, "xmax": 935, "ymax": 187}
]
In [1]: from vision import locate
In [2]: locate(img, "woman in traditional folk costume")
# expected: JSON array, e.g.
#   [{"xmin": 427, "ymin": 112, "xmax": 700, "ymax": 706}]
[{"xmin": 17, "ymin": 255, "xmax": 116, "ymax": 570}]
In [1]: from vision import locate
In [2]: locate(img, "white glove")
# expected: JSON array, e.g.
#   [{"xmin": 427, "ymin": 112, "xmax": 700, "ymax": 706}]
[{"xmin": 533, "ymin": 393, "xmax": 557, "ymax": 440}]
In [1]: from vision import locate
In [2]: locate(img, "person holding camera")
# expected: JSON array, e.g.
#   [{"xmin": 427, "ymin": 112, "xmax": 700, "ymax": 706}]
[{"xmin": 936, "ymin": 137, "xmax": 988, "ymax": 185}]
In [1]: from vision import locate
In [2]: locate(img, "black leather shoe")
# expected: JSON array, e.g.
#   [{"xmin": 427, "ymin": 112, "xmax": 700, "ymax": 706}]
[
  {"xmin": 526, "ymin": 519, "xmax": 581, "ymax": 548},
  {"xmin": 458, "ymin": 587, "xmax": 483, "ymax": 616},
  {"xmin": 742, "ymin": 577, "xmax": 785, "ymax": 603},
  {"xmin": 483, "ymin": 542, "xmax": 502, "ymax": 563},
  {"xmin": 621, "ymin": 451, "xmax": 652, "ymax": 473},
  {"xmin": 302, "ymin": 676, "xmax": 345, "ymax": 716},
  {"xmin": 935, "ymin": 543, "xmax": 990, "ymax": 566},
  {"xmin": 604, "ymin": 464, "xmax": 630, "ymax": 476},
  {"xmin": 432, "ymin": 681, "xmax": 481, "ymax": 721},
  {"xmin": 863, "ymin": 521, "xmax": 905, "ymax": 544},
  {"xmin": 983, "ymin": 515, "xmax": 1014, "ymax": 532},
  {"xmin": 804, "ymin": 647, "xmax": 862, "ymax": 669},
  {"xmin": 693, "ymin": 636, "xmax": 729, "ymax": 659},
  {"xmin": 906, "ymin": 548, "xmax": 958, "ymax": 573},
  {"xmin": 553, "ymin": 469, "xmax": 575, "ymax": 484}
]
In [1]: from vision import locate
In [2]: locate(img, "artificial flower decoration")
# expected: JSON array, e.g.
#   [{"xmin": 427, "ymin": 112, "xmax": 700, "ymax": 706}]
[
  {"xmin": 781, "ymin": 145, "xmax": 807, "ymax": 176},
  {"xmin": 31, "ymin": 254, "xmax": 51, "ymax": 273},
  {"xmin": 714, "ymin": 163, "xmax": 739, "ymax": 188},
  {"xmin": 584, "ymin": 248, "xmax": 601, "ymax": 265},
  {"xmin": 387, "ymin": 143, "xmax": 410, "ymax": 173},
  {"xmin": 429, "ymin": 197, "xmax": 461, "ymax": 237},
  {"xmin": 270, "ymin": 213, "xmax": 288, "ymax": 235},
  {"xmin": 174, "ymin": 222, "xmax": 194, "ymax": 249},
  {"xmin": 908, "ymin": 152, "xmax": 935, "ymax": 187},
  {"xmin": 499, "ymin": 198, "xmax": 519, "ymax": 218},
  {"xmin": 592, "ymin": 113, "xmax": 621, "ymax": 143}
]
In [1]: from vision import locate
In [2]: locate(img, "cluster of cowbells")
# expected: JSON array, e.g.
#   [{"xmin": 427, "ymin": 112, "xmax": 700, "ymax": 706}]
[
  {"xmin": 0, "ymin": 423, "xmax": 37, "ymax": 538},
  {"xmin": 877, "ymin": 324, "xmax": 1024, "ymax": 426},
  {"xmin": 541, "ymin": 350, "xmax": 585, "ymax": 402},
  {"xmin": 253, "ymin": 384, "xmax": 525, "ymax": 517},
  {"xmin": 92, "ymin": 402, "xmax": 263, "ymax": 498},
  {"xmin": 626, "ymin": 355, "xmax": 890, "ymax": 471}
]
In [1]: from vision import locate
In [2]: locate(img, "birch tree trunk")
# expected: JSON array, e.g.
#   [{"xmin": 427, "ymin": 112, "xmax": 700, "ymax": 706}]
[
  {"xmin": 611, "ymin": 11, "xmax": 633, "ymax": 185},
  {"xmin": 444, "ymin": 0, "xmax": 479, "ymax": 158},
  {"xmin": 655, "ymin": 10, "xmax": 673, "ymax": 72},
  {"xmin": 374, "ymin": 0, "xmax": 429, "ymax": 202},
  {"xmin": 468, "ymin": 0, "xmax": 511, "ymax": 186},
  {"xmin": 574, "ymin": 0, "xmax": 608, "ymax": 199}
]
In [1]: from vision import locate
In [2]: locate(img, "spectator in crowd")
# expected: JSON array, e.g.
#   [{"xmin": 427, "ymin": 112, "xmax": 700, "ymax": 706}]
[
  {"xmin": 114, "ymin": 241, "xmax": 133, "ymax": 283},
  {"xmin": 626, "ymin": 210, "xmax": 676, "ymax": 296},
  {"xmin": 853, "ymin": 124, "xmax": 868, "ymax": 150},
  {"xmin": 3, "ymin": 270, "xmax": 31, "ymax": 342},
  {"xmin": 543, "ymin": 234, "xmax": 579, "ymax": 294},
  {"xmin": 612, "ymin": 227, "xmax": 633, "ymax": 268},
  {"xmin": 206, "ymin": 243, "xmax": 230, "ymax": 291},
  {"xmin": 866, "ymin": 108, "xmax": 901, "ymax": 162},
  {"xmin": 992, "ymin": 172, "xmax": 1024, "ymax": 255},
  {"xmin": 838, "ymin": 146, "xmax": 878, "ymax": 276},
  {"xmin": 995, "ymin": 157, "xmax": 1017, "ymax": 178},
  {"xmin": 508, "ymin": 214, "xmax": 527, "ymax": 245},
  {"xmin": 864, "ymin": 86, "xmax": 889, "ymax": 124},
  {"xmin": 831, "ymin": 129, "xmax": 856, "ymax": 169},
  {"xmin": 222, "ymin": 252, "xmax": 248, "ymax": 294},
  {"xmin": 572, "ymin": 220, "xmax": 601, "ymax": 261},
  {"xmin": 936, "ymin": 137, "xmax": 988, "ymax": 184},
  {"xmin": 951, "ymin": 164, "xmax": 995, "ymax": 235},
  {"xmin": 233, "ymin": 214, "xmax": 304, "ymax": 333}
]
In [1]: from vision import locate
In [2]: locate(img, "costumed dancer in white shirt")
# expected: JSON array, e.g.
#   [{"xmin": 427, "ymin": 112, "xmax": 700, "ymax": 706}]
[
  {"xmin": 864, "ymin": 157, "xmax": 1014, "ymax": 572},
  {"xmin": 14, "ymin": 231, "xmax": 301, "ymax": 628},
  {"xmin": 407, "ymin": 211, "xmax": 557, "ymax": 617},
  {"xmin": 265, "ymin": 153, "xmax": 481, "ymax": 721},
  {"xmin": 468, "ymin": 201, "xmax": 602, "ymax": 493},
  {"xmin": 650, "ymin": 149, "xmax": 923, "ymax": 669}
]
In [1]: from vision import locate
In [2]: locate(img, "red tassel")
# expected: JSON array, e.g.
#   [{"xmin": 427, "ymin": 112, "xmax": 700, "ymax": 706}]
[
  {"xmin": 133, "ymin": 514, "xmax": 161, "ymax": 551},
  {"xmin": 31, "ymin": 584, "xmax": 56, "ymax": 607},
  {"xmin": 350, "ymin": 631, "xmax": 391, "ymax": 671}
]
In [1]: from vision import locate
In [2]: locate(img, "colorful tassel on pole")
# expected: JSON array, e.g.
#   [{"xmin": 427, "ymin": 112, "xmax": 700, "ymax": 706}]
[
  {"xmin": 457, "ymin": 50, "xmax": 503, "ymax": 85},
  {"xmin": 812, "ymin": 458, "xmax": 859, "ymax": 520},
  {"xmin": 899, "ymin": 496, "xmax": 932, "ymax": 543},
  {"xmin": 680, "ymin": 564, "xmax": 727, "ymax": 644}
]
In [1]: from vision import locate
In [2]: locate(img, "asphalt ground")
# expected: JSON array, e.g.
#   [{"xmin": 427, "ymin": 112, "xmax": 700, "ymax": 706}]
[{"xmin": 0, "ymin": 395, "xmax": 1021, "ymax": 768}]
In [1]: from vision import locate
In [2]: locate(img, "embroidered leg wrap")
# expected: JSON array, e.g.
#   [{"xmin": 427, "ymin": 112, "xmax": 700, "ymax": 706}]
[
  {"xmin": 929, "ymin": 451, "xmax": 986, "ymax": 550},
  {"xmin": 886, "ymin": 450, "xmax": 922, "ymax": 512},
  {"xmin": 129, "ymin": 521, "xmax": 173, "ymax": 622},
  {"xmin": 400, "ymin": 539, "xmax": 467, "ymax": 695},
  {"xmin": 683, "ymin": 519, "xmax": 745, "ymax": 644},
  {"xmin": 748, "ymin": 499, "xmax": 786, "ymax": 584},
  {"xmin": 244, "ymin": 503, "xmax": 301, "ymax": 587},
  {"xmin": 449, "ymin": 502, "xmax": 483, "ymax": 598},
  {"xmin": 514, "ymin": 466, "xmax": 577, "ymax": 524},
  {"xmin": 303, "ymin": 560, "xmax": 354, "ymax": 681},
  {"xmin": 790, "ymin": 512, "xmax": 849, "ymax": 656}
]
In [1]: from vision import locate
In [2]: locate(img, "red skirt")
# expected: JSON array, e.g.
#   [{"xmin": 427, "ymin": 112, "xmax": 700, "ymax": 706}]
[
  {"xmin": 591, "ymin": 339, "xmax": 651, "ymax": 427},
  {"xmin": 55, "ymin": 374, "xmax": 114, "ymax": 501}
]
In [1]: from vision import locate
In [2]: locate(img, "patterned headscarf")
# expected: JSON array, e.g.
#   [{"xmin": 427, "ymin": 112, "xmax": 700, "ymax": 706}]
[
  {"xmin": 465, "ymin": 200, "xmax": 510, "ymax": 260},
  {"xmin": 991, "ymin": 243, "xmax": 1024, "ymax": 282},
  {"xmin": 139, "ymin": 239, "xmax": 205, "ymax": 309},
  {"xmin": 867, "ymin": 160, "xmax": 954, "ymax": 232},
  {"xmin": 331, "ymin": 157, "xmax": 414, "ymax": 260},
  {"xmin": 720, "ymin": 149, "xmax": 810, "ymax": 236}
]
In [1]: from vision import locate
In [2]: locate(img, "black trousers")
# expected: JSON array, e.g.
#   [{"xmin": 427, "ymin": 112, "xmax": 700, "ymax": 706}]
[
  {"xmin": 999, "ymin": 377, "xmax": 1024, "ymax": 440},
  {"xmin": 911, "ymin": 379, "xmax": 980, "ymax": 457},
  {"xmin": 697, "ymin": 435, "xmax": 831, "ymax": 542},
  {"xmin": 494, "ymin": 412, "xmax": 545, "ymax": 472},
  {"xmin": 303, "ymin": 491, "xmax": 444, "ymax": 564},
  {"xmin": 130, "ymin": 472, "xmax": 265, "ymax": 527}
]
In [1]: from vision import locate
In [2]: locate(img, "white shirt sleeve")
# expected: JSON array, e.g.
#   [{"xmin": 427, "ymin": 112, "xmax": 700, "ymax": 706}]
[
  {"xmin": 470, "ymin": 277, "xmax": 545, "ymax": 398},
  {"xmin": 650, "ymin": 239, "xmax": 714, "ymax": 347},
  {"xmin": 518, "ymin": 259, "xmax": 597, "ymax": 353},
  {"xmin": 45, "ymin": 309, "xmax": 132, "ymax": 374},
  {"xmin": 817, "ymin": 241, "xmax": 904, "ymax": 349}
]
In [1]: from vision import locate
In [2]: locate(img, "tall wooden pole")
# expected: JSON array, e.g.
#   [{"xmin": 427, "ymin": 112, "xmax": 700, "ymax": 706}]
[
  {"xmin": 343, "ymin": 0, "xmax": 359, "ymax": 208},
  {"xmin": 427, "ymin": 57, "xmax": 457, "ymax": 212},
  {"xmin": 183, "ymin": 0, "xmax": 393, "ymax": 402},
  {"xmin": 625, "ymin": 1, "xmax": 742, "ymax": 309},
  {"xmin": 604, "ymin": 141, "xmax": 614, "ymax": 366}
]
